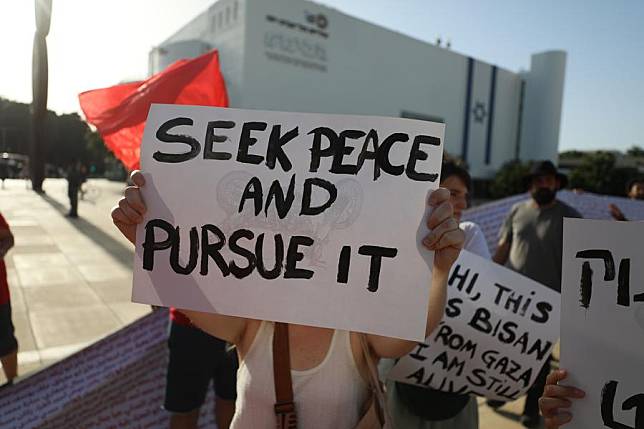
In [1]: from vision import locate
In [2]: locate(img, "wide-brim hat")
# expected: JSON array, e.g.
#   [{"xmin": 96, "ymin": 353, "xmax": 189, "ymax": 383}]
[{"xmin": 522, "ymin": 160, "xmax": 568, "ymax": 190}]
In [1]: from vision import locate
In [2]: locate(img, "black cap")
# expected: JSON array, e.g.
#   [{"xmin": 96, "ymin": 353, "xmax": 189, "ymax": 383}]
[{"xmin": 522, "ymin": 160, "xmax": 568, "ymax": 190}]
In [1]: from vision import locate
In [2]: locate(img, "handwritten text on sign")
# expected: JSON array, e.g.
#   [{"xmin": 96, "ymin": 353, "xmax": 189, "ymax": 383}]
[
  {"xmin": 561, "ymin": 219, "xmax": 644, "ymax": 429},
  {"xmin": 388, "ymin": 250, "xmax": 560, "ymax": 400},
  {"xmin": 132, "ymin": 104, "xmax": 444, "ymax": 340}
]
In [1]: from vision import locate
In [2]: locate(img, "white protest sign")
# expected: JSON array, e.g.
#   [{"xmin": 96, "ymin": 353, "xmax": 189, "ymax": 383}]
[
  {"xmin": 132, "ymin": 104, "xmax": 444, "ymax": 340},
  {"xmin": 388, "ymin": 250, "xmax": 560, "ymax": 400},
  {"xmin": 561, "ymin": 219, "xmax": 644, "ymax": 429}
]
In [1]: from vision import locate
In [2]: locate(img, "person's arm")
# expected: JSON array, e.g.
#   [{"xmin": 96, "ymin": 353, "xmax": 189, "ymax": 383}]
[
  {"xmin": 539, "ymin": 369, "xmax": 586, "ymax": 429},
  {"xmin": 0, "ymin": 227, "xmax": 14, "ymax": 259},
  {"xmin": 367, "ymin": 188, "xmax": 464, "ymax": 358},
  {"xmin": 111, "ymin": 170, "xmax": 249, "ymax": 345},
  {"xmin": 493, "ymin": 239, "xmax": 510, "ymax": 265},
  {"xmin": 609, "ymin": 204, "xmax": 627, "ymax": 221},
  {"xmin": 493, "ymin": 207, "xmax": 516, "ymax": 265}
]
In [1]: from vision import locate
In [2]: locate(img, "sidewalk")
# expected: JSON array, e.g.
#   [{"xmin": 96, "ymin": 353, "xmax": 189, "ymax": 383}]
[
  {"xmin": 0, "ymin": 178, "xmax": 150, "ymax": 383},
  {"xmin": 0, "ymin": 178, "xmax": 541, "ymax": 428}
]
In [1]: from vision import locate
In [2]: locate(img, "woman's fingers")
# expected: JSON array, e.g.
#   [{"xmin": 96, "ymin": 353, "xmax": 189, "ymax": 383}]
[
  {"xmin": 539, "ymin": 369, "xmax": 585, "ymax": 428},
  {"xmin": 547, "ymin": 369, "xmax": 568, "ymax": 385},
  {"xmin": 427, "ymin": 200, "xmax": 453, "ymax": 230},
  {"xmin": 124, "ymin": 186, "xmax": 147, "ymax": 215},
  {"xmin": 111, "ymin": 205, "xmax": 130, "ymax": 226},
  {"xmin": 424, "ymin": 217, "xmax": 458, "ymax": 248},
  {"xmin": 427, "ymin": 187, "xmax": 450, "ymax": 208},
  {"xmin": 543, "ymin": 383, "xmax": 585, "ymax": 400},
  {"xmin": 431, "ymin": 228, "xmax": 465, "ymax": 251},
  {"xmin": 130, "ymin": 170, "xmax": 145, "ymax": 187},
  {"xmin": 118, "ymin": 198, "xmax": 143, "ymax": 223},
  {"xmin": 539, "ymin": 397, "xmax": 572, "ymax": 417}
]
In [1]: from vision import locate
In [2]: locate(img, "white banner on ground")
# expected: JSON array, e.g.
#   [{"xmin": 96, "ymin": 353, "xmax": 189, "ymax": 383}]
[
  {"xmin": 561, "ymin": 219, "xmax": 644, "ymax": 429},
  {"xmin": 132, "ymin": 104, "xmax": 444, "ymax": 340},
  {"xmin": 387, "ymin": 250, "xmax": 560, "ymax": 400}
]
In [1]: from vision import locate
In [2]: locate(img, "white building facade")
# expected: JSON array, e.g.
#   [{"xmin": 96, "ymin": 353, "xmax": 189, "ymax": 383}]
[{"xmin": 149, "ymin": 0, "xmax": 566, "ymax": 179}]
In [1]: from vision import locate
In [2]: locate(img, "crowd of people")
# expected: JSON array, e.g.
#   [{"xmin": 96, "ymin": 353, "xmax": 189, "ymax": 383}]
[
  {"xmin": 1, "ymin": 156, "xmax": 641, "ymax": 428},
  {"xmin": 110, "ymin": 156, "xmax": 644, "ymax": 429}
]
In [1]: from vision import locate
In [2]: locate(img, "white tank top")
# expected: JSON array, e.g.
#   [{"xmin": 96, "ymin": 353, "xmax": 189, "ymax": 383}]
[{"xmin": 231, "ymin": 322, "xmax": 369, "ymax": 429}]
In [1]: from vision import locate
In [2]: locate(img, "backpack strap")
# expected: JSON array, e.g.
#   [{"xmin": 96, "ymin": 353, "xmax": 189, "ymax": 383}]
[{"xmin": 273, "ymin": 322, "xmax": 297, "ymax": 429}]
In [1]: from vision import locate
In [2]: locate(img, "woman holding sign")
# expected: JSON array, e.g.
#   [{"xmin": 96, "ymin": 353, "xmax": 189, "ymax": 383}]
[
  {"xmin": 112, "ymin": 170, "xmax": 464, "ymax": 429},
  {"xmin": 382, "ymin": 160, "xmax": 490, "ymax": 429}
]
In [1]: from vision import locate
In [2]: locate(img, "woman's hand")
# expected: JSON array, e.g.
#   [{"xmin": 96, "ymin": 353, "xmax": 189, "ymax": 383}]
[
  {"xmin": 111, "ymin": 170, "xmax": 147, "ymax": 244},
  {"xmin": 539, "ymin": 369, "xmax": 586, "ymax": 428},
  {"xmin": 423, "ymin": 187, "xmax": 465, "ymax": 274}
]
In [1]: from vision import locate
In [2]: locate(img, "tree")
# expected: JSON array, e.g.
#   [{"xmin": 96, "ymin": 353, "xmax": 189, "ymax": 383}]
[
  {"xmin": 569, "ymin": 151, "xmax": 640, "ymax": 196},
  {"xmin": 0, "ymin": 97, "xmax": 113, "ymax": 176},
  {"xmin": 489, "ymin": 160, "xmax": 532, "ymax": 198},
  {"xmin": 559, "ymin": 150, "xmax": 584, "ymax": 160},
  {"xmin": 626, "ymin": 145, "xmax": 644, "ymax": 158}
]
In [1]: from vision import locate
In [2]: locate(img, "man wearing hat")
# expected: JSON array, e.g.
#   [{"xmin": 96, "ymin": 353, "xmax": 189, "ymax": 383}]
[{"xmin": 488, "ymin": 160, "xmax": 582, "ymax": 427}]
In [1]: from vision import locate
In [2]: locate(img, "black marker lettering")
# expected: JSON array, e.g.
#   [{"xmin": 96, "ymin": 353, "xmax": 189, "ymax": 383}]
[
  {"xmin": 153, "ymin": 117, "xmax": 200, "ymax": 163},
  {"xmin": 204, "ymin": 120, "xmax": 234, "ymax": 160}
]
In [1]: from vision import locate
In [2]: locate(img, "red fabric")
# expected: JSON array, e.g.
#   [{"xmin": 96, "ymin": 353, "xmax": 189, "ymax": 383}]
[
  {"xmin": 78, "ymin": 50, "xmax": 229, "ymax": 170},
  {"xmin": 170, "ymin": 308, "xmax": 193, "ymax": 326},
  {"xmin": 0, "ymin": 214, "xmax": 11, "ymax": 305}
]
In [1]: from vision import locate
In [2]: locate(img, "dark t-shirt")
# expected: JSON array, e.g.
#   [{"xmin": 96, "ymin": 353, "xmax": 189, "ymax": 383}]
[{"xmin": 499, "ymin": 199, "xmax": 582, "ymax": 292}]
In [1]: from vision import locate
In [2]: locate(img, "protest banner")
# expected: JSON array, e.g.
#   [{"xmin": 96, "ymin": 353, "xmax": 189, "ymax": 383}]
[
  {"xmin": 387, "ymin": 250, "xmax": 560, "ymax": 400},
  {"xmin": 132, "ymin": 104, "xmax": 444, "ymax": 340},
  {"xmin": 561, "ymin": 219, "xmax": 644, "ymax": 429}
]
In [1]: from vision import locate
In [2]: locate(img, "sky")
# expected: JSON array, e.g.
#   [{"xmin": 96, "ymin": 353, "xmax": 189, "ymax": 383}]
[{"xmin": 0, "ymin": 0, "xmax": 642, "ymax": 152}]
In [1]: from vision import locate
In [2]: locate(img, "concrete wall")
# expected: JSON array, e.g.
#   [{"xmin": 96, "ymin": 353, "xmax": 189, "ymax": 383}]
[
  {"xmin": 519, "ymin": 51, "xmax": 567, "ymax": 163},
  {"xmin": 150, "ymin": 0, "xmax": 247, "ymax": 106},
  {"xmin": 149, "ymin": 0, "xmax": 566, "ymax": 179}
]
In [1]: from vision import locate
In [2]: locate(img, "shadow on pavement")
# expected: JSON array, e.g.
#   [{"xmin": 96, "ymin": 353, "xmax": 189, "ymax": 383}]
[{"xmin": 38, "ymin": 192, "xmax": 133, "ymax": 269}]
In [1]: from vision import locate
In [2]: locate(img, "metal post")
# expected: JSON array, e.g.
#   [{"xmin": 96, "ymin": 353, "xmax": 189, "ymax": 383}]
[{"xmin": 30, "ymin": 0, "xmax": 52, "ymax": 193}]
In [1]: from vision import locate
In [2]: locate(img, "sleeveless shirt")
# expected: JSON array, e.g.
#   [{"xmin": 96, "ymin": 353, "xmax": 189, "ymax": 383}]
[{"xmin": 231, "ymin": 322, "xmax": 369, "ymax": 428}]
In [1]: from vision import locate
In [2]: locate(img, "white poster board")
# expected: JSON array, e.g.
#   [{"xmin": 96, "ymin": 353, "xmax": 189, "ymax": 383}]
[
  {"xmin": 561, "ymin": 219, "xmax": 644, "ymax": 429},
  {"xmin": 388, "ymin": 250, "xmax": 560, "ymax": 400},
  {"xmin": 132, "ymin": 104, "xmax": 444, "ymax": 340}
]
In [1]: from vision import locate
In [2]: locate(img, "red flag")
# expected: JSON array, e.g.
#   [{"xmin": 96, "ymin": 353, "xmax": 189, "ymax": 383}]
[{"xmin": 79, "ymin": 50, "xmax": 228, "ymax": 170}]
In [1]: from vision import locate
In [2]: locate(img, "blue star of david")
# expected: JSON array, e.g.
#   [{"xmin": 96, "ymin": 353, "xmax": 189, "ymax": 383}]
[{"xmin": 472, "ymin": 101, "xmax": 487, "ymax": 123}]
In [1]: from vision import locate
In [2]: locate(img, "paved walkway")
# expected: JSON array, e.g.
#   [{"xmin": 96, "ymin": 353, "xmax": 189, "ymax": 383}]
[
  {"xmin": 0, "ymin": 178, "xmax": 542, "ymax": 428},
  {"xmin": 0, "ymin": 178, "xmax": 150, "ymax": 382}
]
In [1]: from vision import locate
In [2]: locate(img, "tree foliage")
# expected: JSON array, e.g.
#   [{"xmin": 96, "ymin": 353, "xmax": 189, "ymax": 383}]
[
  {"xmin": 626, "ymin": 145, "xmax": 644, "ymax": 158},
  {"xmin": 490, "ymin": 160, "xmax": 532, "ymax": 198},
  {"xmin": 569, "ymin": 151, "xmax": 640, "ymax": 196},
  {"xmin": 0, "ymin": 97, "xmax": 113, "ymax": 175}
]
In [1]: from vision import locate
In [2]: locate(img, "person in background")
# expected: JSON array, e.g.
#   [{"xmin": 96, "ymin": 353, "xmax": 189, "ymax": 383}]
[
  {"xmin": 488, "ymin": 160, "xmax": 582, "ymax": 428},
  {"xmin": 609, "ymin": 177, "xmax": 644, "ymax": 221},
  {"xmin": 66, "ymin": 159, "xmax": 83, "ymax": 218},
  {"xmin": 0, "ymin": 211, "xmax": 17, "ymax": 388},
  {"xmin": 380, "ymin": 158, "xmax": 490, "ymax": 429},
  {"xmin": 164, "ymin": 307, "xmax": 238, "ymax": 429}
]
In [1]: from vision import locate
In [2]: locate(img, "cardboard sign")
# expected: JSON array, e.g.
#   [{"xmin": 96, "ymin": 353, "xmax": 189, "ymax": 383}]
[
  {"xmin": 388, "ymin": 250, "xmax": 560, "ymax": 400},
  {"xmin": 132, "ymin": 104, "xmax": 444, "ymax": 340},
  {"xmin": 561, "ymin": 219, "xmax": 644, "ymax": 429}
]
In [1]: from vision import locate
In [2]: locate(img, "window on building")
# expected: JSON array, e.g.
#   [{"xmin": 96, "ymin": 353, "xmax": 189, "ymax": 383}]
[
  {"xmin": 226, "ymin": 6, "xmax": 231, "ymax": 24},
  {"xmin": 233, "ymin": 1, "xmax": 238, "ymax": 20}
]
